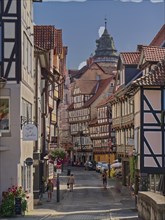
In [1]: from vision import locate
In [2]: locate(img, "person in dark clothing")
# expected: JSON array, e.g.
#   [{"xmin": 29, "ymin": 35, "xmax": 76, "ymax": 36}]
[
  {"xmin": 102, "ymin": 170, "xmax": 107, "ymax": 189},
  {"xmin": 46, "ymin": 179, "xmax": 54, "ymax": 201}
]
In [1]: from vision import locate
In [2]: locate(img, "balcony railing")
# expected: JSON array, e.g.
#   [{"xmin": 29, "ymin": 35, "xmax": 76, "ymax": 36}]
[{"xmin": 112, "ymin": 113, "xmax": 134, "ymax": 128}]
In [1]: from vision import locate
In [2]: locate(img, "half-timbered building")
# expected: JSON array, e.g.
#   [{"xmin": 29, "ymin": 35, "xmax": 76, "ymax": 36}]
[
  {"xmin": 68, "ymin": 77, "xmax": 115, "ymax": 164},
  {"xmin": 110, "ymin": 51, "xmax": 141, "ymax": 185},
  {"xmin": 68, "ymin": 21, "xmax": 118, "ymax": 164},
  {"xmin": 110, "ymin": 25, "xmax": 165, "ymax": 189},
  {"xmin": 0, "ymin": 0, "xmax": 42, "ymax": 209},
  {"xmin": 89, "ymin": 95, "xmax": 116, "ymax": 164},
  {"xmin": 130, "ymin": 45, "xmax": 165, "ymax": 189},
  {"xmin": 34, "ymin": 25, "xmax": 67, "ymax": 189}
]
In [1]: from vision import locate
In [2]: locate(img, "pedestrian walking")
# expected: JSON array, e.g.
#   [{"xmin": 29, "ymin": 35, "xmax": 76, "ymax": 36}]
[
  {"xmin": 102, "ymin": 170, "xmax": 107, "ymax": 189},
  {"xmin": 115, "ymin": 168, "xmax": 122, "ymax": 193},
  {"xmin": 68, "ymin": 174, "xmax": 75, "ymax": 192},
  {"xmin": 46, "ymin": 179, "xmax": 54, "ymax": 202}
]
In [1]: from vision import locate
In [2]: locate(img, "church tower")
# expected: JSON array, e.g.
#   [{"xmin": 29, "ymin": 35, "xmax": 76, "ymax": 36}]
[{"xmin": 94, "ymin": 19, "xmax": 118, "ymax": 63}]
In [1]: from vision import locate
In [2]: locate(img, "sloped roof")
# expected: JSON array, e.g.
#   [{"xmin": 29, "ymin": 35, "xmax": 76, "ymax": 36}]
[
  {"xmin": 133, "ymin": 58, "xmax": 165, "ymax": 86},
  {"xmin": 75, "ymin": 65, "xmax": 89, "ymax": 78},
  {"xmin": 150, "ymin": 24, "xmax": 165, "ymax": 47},
  {"xmin": 84, "ymin": 77, "xmax": 113, "ymax": 107},
  {"xmin": 68, "ymin": 69, "xmax": 79, "ymax": 76},
  {"xmin": 141, "ymin": 46, "xmax": 165, "ymax": 62},
  {"xmin": 96, "ymin": 62, "xmax": 117, "ymax": 75},
  {"xmin": 75, "ymin": 79, "xmax": 97, "ymax": 95},
  {"xmin": 34, "ymin": 25, "xmax": 63, "ymax": 53},
  {"xmin": 97, "ymin": 95, "xmax": 112, "ymax": 107},
  {"xmin": 68, "ymin": 77, "xmax": 113, "ymax": 110},
  {"xmin": 120, "ymin": 52, "xmax": 140, "ymax": 65},
  {"xmin": 88, "ymin": 118, "xmax": 98, "ymax": 126}
]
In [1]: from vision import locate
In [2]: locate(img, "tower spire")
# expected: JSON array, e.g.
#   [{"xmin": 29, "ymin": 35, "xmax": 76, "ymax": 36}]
[{"xmin": 104, "ymin": 17, "xmax": 107, "ymax": 29}]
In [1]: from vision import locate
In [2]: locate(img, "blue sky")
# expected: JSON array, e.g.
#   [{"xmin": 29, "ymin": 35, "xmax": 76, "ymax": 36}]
[{"xmin": 34, "ymin": 0, "xmax": 165, "ymax": 69}]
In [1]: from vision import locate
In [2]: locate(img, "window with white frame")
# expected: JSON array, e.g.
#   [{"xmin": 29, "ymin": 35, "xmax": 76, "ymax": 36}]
[
  {"xmin": 22, "ymin": 99, "xmax": 32, "ymax": 125},
  {"xmin": 23, "ymin": 165, "xmax": 32, "ymax": 193},
  {"xmin": 0, "ymin": 97, "xmax": 10, "ymax": 132}
]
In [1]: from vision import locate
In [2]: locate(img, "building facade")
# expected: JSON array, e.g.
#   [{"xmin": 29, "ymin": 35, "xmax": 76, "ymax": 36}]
[
  {"xmin": 68, "ymin": 23, "xmax": 118, "ymax": 164},
  {"xmin": 0, "ymin": 0, "xmax": 42, "ymax": 210}
]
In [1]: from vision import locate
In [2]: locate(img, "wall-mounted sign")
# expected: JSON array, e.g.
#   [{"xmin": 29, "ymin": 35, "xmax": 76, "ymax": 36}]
[
  {"xmin": 56, "ymin": 169, "xmax": 62, "ymax": 174},
  {"xmin": 25, "ymin": 157, "xmax": 33, "ymax": 166},
  {"xmin": 22, "ymin": 123, "xmax": 38, "ymax": 141}
]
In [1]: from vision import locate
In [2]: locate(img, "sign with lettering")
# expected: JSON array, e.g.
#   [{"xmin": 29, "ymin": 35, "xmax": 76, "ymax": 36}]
[
  {"xmin": 25, "ymin": 157, "xmax": 33, "ymax": 166},
  {"xmin": 23, "ymin": 123, "xmax": 38, "ymax": 141},
  {"xmin": 56, "ymin": 169, "xmax": 62, "ymax": 174},
  {"xmin": 15, "ymin": 197, "xmax": 22, "ymax": 215}
]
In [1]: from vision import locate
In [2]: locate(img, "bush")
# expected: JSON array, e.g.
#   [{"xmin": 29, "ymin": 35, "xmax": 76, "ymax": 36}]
[
  {"xmin": 49, "ymin": 148, "xmax": 66, "ymax": 161},
  {"xmin": 0, "ymin": 186, "xmax": 29, "ymax": 217}
]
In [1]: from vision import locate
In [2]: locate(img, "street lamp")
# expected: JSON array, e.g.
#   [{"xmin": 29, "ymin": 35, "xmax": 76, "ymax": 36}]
[
  {"xmin": 108, "ymin": 139, "xmax": 111, "ymax": 178},
  {"xmin": 75, "ymin": 141, "xmax": 78, "ymax": 164}
]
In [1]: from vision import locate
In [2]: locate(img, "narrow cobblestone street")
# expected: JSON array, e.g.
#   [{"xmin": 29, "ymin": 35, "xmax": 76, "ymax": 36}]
[{"xmin": 0, "ymin": 166, "xmax": 138, "ymax": 220}]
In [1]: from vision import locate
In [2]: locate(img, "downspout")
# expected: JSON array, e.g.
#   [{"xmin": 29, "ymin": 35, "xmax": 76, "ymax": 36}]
[{"xmin": 35, "ymin": 54, "xmax": 38, "ymax": 152}]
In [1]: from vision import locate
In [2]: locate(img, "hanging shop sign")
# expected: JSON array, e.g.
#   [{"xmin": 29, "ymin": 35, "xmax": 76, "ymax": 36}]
[{"xmin": 22, "ymin": 123, "xmax": 38, "ymax": 141}]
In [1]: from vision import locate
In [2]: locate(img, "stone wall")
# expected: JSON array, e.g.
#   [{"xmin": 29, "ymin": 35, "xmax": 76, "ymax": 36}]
[{"xmin": 137, "ymin": 191, "xmax": 165, "ymax": 220}]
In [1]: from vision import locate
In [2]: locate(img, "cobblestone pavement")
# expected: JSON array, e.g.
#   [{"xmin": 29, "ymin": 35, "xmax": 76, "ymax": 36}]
[{"xmin": 0, "ymin": 166, "xmax": 139, "ymax": 220}]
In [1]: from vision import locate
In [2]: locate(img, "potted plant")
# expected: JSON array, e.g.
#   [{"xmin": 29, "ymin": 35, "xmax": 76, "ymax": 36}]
[{"xmin": 0, "ymin": 186, "xmax": 29, "ymax": 217}]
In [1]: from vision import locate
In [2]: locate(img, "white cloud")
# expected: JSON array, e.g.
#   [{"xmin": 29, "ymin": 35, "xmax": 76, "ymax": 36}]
[
  {"xmin": 98, "ymin": 26, "xmax": 105, "ymax": 37},
  {"xmin": 150, "ymin": 0, "xmax": 164, "ymax": 2},
  {"xmin": 43, "ymin": 0, "xmax": 90, "ymax": 1},
  {"xmin": 120, "ymin": 0, "xmax": 163, "ymax": 2},
  {"xmin": 120, "ymin": 0, "xmax": 143, "ymax": 2},
  {"xmin": 78, "ymin": 61, "xmax": 86, "ymax": 70}
]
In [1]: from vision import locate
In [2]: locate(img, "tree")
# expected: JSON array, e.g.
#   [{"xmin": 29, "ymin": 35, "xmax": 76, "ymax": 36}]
[{"xmin": 48, "ymin": 148, "xmax": 66, "ymax": 162}]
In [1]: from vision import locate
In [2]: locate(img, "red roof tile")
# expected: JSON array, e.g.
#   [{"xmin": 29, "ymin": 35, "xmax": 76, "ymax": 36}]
[
  {"xmin": 34, "ymin": 26, "xmax": 63, "ymax": 53},
  {"xmin": 84, "ymin": 77, "xmax": 113, "ymax": 107},
  {"xmin": 133, "ymin": 58, "xmax": 165, "ymax": 86},
  {"xmin": 142, "ymin": 46, "xmax": 165, "ymax": 62},
  {"xmin": 150, "ymin": 25, "xmax": 165, "ymax": 47},
  {"xmin": 120, "ymin": 52, "xmax": 140, "ymax": 65}
]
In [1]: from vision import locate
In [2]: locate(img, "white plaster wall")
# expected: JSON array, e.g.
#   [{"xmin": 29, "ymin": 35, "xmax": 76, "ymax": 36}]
[{"xmin": 0, "ymin": 84, "xmax": 21, "ymax": 193}]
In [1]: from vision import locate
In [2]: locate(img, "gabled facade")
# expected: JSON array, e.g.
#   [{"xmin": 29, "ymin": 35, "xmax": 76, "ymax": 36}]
[
  {"xmin": 0, "ymin": 0, "xmax": 42, "ymax": 210},
  {"xmin": 110, "ymin": 25, "xmax": 165, "ymax": 191},
  {"xmin": 89, "ymin": 95, "xmax": 116, "ymax": 164},
  {"xmin": 110, "ymin": 51, "xmax": 141, "ymax": 185},
  {"xmin": 34, "ymin": 26, "xmax": 67, "ymax": 188},
  {"xmin": 149, "ymin": 24, "xmax": 165, "ymax": 47},
  {"xmin": 68, "ymin": 22, "xmax": 118, "ymax": 164},
  {"xmin": 68, "ymin": 77, "xmax": 114, "ymax": 163}
]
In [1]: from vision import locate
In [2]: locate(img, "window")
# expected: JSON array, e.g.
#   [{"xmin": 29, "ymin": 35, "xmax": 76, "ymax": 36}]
[
  {"xmin": 22, "ymin": 99, "xmax": 32, "ymax": 125},
  {"xmin": 0, "ymin": 97, "xmax": 10, "ymax": 132},
  {"xmin": 23, "ymin": 165, "xmax": 32, "ymax": 193}
]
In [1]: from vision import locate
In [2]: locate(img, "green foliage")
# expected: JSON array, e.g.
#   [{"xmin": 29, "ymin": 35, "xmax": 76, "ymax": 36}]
[
  {"xmin": 0, "ymin": 186, "xmax": 29, "ymax": 217},
  {"xmin": 49, "ymin": 148, "xmax": 66, "ymax": 161}
]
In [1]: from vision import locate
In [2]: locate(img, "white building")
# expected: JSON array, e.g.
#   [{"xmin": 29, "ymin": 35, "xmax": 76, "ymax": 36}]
[{"xmin": 0, "ymin": 0, "xmax": 42, "ymax": 210}]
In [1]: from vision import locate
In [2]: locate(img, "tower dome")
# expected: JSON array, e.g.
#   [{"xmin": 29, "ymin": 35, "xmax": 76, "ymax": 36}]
[{"xmin": 94, "ymin": 20, "xmax": 118, "ymax": 63}]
